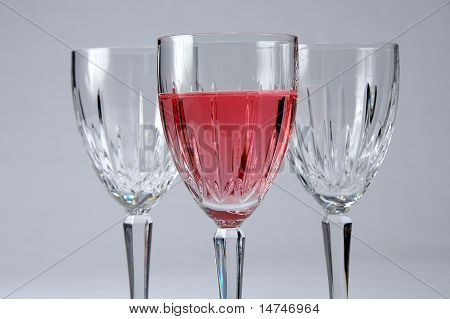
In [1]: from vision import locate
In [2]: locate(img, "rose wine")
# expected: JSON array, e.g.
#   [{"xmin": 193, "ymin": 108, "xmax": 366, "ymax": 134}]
[{"xmin": 159, "ymin": 91, "xmax": 297, "ymax": 227}]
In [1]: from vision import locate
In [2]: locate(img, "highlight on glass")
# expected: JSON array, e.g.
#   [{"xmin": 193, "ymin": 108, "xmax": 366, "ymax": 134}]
[
  {"xmin": 157, "ymin": 33, "xmax": 298, "ymax": 298},
  {"xmin": 71, "ymin": 48, "xmax": 178, "ymax": 298},
  {"xmin": 288, "ymin": 43, "xmax": 400, "ymax": 298}
]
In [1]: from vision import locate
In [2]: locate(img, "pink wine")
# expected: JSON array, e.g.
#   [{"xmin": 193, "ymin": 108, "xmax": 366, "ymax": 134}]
[{"xmin": 159, "ymin": 91, "xmax": 297, "ymax": 227}]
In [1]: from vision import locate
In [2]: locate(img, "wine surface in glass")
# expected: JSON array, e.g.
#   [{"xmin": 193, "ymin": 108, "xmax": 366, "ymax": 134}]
[{"xmin": 159, "ymin": 91, "xmax": 296, "ymax": 227}]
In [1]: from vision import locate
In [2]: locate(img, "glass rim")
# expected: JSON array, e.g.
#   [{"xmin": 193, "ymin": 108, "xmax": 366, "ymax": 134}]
[
  {"xmin": 158, "ymin": 32, "xmax": 298, "ymax": 44},
  {"xmin": 72, "ymin": 47, "xmax": 157, "ymax": 55},
  {"xmin": 299, "ymin": 42, "xmax": 398, "ymax": 51}
]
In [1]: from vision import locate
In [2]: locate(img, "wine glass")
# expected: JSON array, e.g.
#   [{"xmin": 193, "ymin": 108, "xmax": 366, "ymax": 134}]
[
  {"xmin": 71, "ymin": 48, "xmax": 177, "ymax": 298},
  {"xmin": 157, "ymin": 33, "xmax": 298, "ymax": 298},
  {"xmin": 288, "ymin": 43, "xmax": 400, "ymax": 298}
]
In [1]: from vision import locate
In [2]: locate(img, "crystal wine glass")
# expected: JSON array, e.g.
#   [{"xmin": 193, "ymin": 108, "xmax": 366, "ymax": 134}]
[
  {"xmin": 157, "ymin": 33, "xmax": 298, "ymax": 298},
  {"xmin": 71, "ymin": 48, "xmax": 178, "ymax": 298},
  {"xmin": 288, "ymin": 43, "xmax": 400, "ymax": 298}
]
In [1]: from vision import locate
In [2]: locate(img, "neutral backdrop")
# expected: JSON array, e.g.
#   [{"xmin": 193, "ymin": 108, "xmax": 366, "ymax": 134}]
[{"xmin": 0, "ymin": 0, "xmax": 449, "ymax": 299}]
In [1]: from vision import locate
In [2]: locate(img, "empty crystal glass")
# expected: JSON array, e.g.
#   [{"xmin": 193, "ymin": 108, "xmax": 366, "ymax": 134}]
[
  {"xmin": 71, "ymin": 48, "xmax": 177, "ymax": 298},
  {"xmin": 288, "ymin": 43, "xmax": 400, "ymax": 298}
]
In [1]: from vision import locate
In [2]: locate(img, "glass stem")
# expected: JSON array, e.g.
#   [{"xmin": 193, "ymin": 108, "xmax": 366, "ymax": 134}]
[
  {"xmin": 322, "ymin": 214, "xmax": 352, "ymax": 299},
  {"xmin": 123, "ymin": 214, "xmax": 153, "ymax": 299},
  {"xmin": 213, "ymin": 228, "xmax": 245, "ymax": 299}
]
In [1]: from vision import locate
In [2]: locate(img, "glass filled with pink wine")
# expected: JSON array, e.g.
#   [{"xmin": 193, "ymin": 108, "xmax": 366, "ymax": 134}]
[{"xmin": 157, "ymin": 33, "xmax": 298, "ymax": 298}]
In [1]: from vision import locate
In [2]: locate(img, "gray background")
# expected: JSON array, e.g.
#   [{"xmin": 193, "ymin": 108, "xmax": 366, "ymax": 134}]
[{"xmin": 0, "ymin": 0, "xmax": 449, "ymax": 298}]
